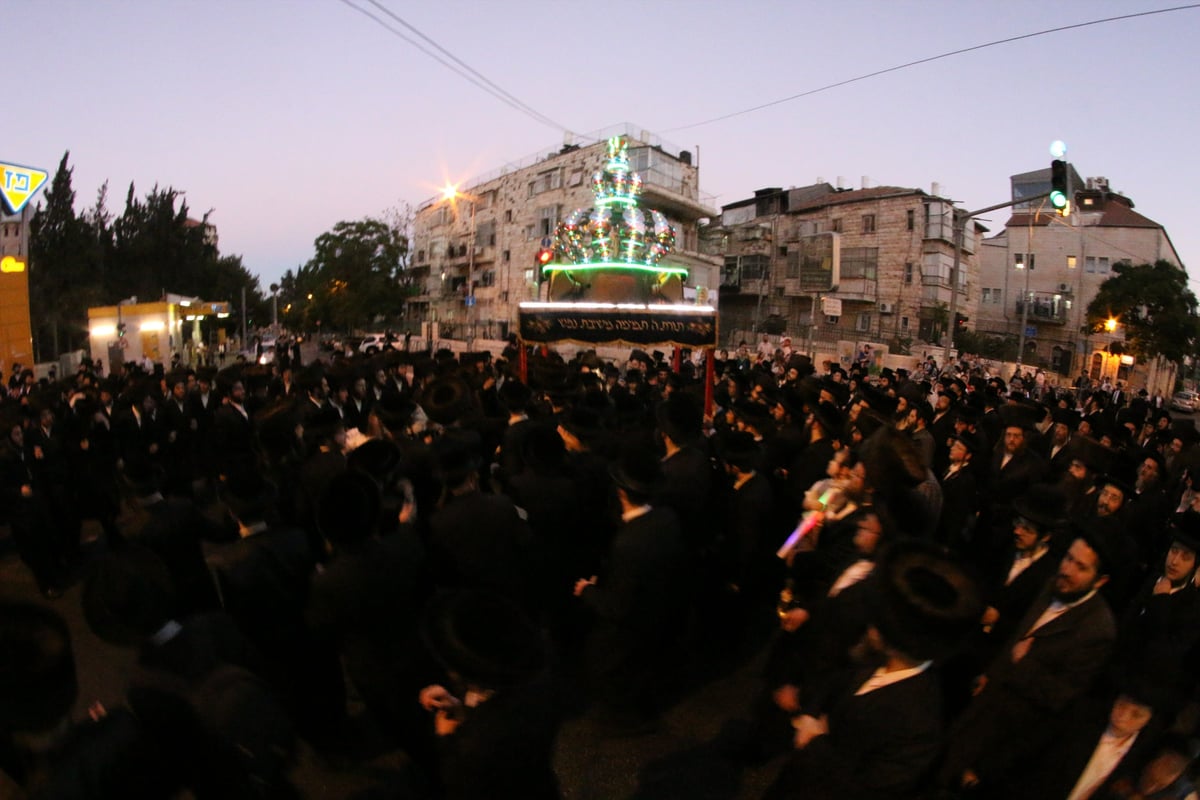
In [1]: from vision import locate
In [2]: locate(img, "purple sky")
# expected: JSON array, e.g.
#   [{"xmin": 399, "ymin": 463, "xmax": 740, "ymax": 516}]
[{"xmin": 10, "ymin": 1, "xmax": 1200, "ymax": 292}]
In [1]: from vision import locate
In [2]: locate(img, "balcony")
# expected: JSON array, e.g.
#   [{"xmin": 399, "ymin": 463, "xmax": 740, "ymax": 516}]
[{"xmin": 1015, "ymin": 295, "xmax": 1069, "ymax": 325}]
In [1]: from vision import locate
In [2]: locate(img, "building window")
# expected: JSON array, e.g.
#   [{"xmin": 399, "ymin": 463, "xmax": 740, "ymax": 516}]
[
  {"xmin": 900, "ymin": 316, "xmax": 909, "ymax": 333},
  {"xmin": 1014, "ymin": 252, "xmax": 1035, "ymax": 270},
  {"xmin": 505, "ymin": 210, "xmax": 513, "ymax": 223},
  {"xmin": 537, "ymin": 205, "xmax": 559, "ymax": 237},
  {"xmin": 1085, "ymin": 256, "xmax": 1110, "ymax": 274},
  {"xmin": 992, "ymin": 288, "xmax": 1002, "ymax": 305},
  {"xmin": 416, "ymin": 249, "xmax": 426, "ymax": 263},
  {"xmin": 475, "ymin": 220, "xmax": 496, "ymax": 247},
  {"xmin": 825, "ymin": 314, "xmax": 840, "ymax": 325},
  {"xmin": 830, "ymin": 218, "xmax": 842, "ymax": 233},
  {"xmin": 479, "ymin": 270, "xmax": 496, "ymax": 287},
  {"xmin": 1067, "ymin": 255, "xmax": 1076, "ymax": 269},
  {"xmin": 862, "ymin": 214, "xmax": 876, "ymax": 233},
  {"xmin": 528, "ymin": 169, "xmax": 562, "ymax": 196},
  {"xmin": 982, "ymin": 288, "xmax": 991, "ymax": 304},
  {"xmin": 502, "ymin": 250, "xmax": 510, "ymax": 262},
  {"xmin": 904, "ymin": 262, "xmax": 913, "ymax": 284},
  {"xmin": 856, "ymin": 313, "xmax": 872, "ymax": 332},
  {"xmin": 840, "ymin": 247, "xmax": 878, "ymax": 280},
  {"xmin": 740, "ymin": 254, "xmax": 769, "ymax": 280},
  {"xmin": 906, "ymin": 209, "xmax": 915, "ymax": 231}
]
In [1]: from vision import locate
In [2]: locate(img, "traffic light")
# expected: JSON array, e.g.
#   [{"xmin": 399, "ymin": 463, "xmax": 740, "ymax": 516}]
[
  {"xmin": 535, "ymin": 247, "xmax": 553, "ymax": 286},
  {"xmin": 116, "ymin": 322, "xmax": 127, "ymax": 338},
  {"xmin": 954, "ymin": 313, "xmax": 968, "ymax": 330},
  {"xmin": 1050, "ymin": 159, "xmax": 1070, "ymax": 213}
]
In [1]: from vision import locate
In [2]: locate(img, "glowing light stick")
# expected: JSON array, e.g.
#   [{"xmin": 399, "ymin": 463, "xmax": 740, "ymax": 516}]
[{"xmin": 777, "ymin": 489, "xmax": 833, "ymax": 559}]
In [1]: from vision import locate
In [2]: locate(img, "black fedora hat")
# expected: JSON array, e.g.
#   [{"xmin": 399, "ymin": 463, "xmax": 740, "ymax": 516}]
[
  {"xmin": 346, "ymin": 438, "xmax": 403, "ymax": 482},
  {"xmin": 421, "ymin": 589, "xmax": 546, "ymax": 689},
  {"xmin": 716, "ymin": 430, "xmax": 761, "ymax": 472},
  {"xmin": 1167, "ymin": 510, "xmax": 1200, "ymax": 554},
  {"xmin": 82, "ymin": 546, "xmax": 176, "ymax": 647}
]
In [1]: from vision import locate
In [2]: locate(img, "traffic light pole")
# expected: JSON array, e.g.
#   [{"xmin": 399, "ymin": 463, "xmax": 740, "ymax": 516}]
[{"xmin": 942, "ymin": 191, "xmax": 1053, "ymax": 371}]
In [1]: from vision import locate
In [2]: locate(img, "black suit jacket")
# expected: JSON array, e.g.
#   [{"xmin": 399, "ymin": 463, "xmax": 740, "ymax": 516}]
[
  {"xmin": 945, "ymin": 584, "xmax": 1116, "ymax": 783},
  {"xmin": 768, "ymin": 666, "xmax": 944, "ymax": 800}
]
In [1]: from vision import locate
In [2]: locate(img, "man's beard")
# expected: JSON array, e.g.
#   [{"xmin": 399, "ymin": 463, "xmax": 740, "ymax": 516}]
[{"xmin": 1052, "ymin": 582, "xmax": 1095, "ymax": 604}]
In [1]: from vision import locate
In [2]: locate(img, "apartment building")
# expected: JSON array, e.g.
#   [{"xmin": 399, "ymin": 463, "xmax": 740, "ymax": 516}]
[
  {"xmin": 408, "ymin": 125, "xmax": 721, "ymax": 341},
  {"xmin": 703, "ymin": 182, "xmax": 983, "ymax": 350},
  {"xmin": 977, "ymin": 167, "xmax": 1183, "ymax": 379}
]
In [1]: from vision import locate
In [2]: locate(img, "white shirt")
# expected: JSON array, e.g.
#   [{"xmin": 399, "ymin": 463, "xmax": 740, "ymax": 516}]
[
  {"xmin": 621, "ymin": 504, "xmax": 653, "ymax": 523},
  {"xmin": 1027, "ymin": 589, "xmax": 1099, "ymax": 637},
  {"xmin": 828, "ymin": 560, "xmax": 874, "ymax": 597},
  {"xmin": 1066, "ymin": 729, "xmax": 1138, "ymax": 800},
  {"xmin": 854, "ymin": 661, "xmax": 932, "ymax": 696},
  {"xmin": 1006, "ymin": 545, "xmax": 1050, "ymax": 586}
]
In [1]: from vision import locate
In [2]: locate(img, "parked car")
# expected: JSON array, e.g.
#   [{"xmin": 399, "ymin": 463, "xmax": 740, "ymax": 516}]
[
  {"xmin": 1171, "ymin": 390, "xmax": 1198, "ymax": 413},
  {"xmin": 358, "ymin": 333, "xmax": 402, "ymax": 355}
]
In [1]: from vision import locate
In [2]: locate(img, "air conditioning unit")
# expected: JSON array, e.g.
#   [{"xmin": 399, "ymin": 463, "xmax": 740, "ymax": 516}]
[
  {"xmin": 1058, "ymin": 283, "xmax": 1071, "ymax": 293},
  {"xmin": 878, "ymin": 302, "xmax": 894, "ymax": 314}
]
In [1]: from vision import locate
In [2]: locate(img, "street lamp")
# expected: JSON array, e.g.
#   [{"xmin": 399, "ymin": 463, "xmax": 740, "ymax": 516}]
[
  {"xmin": 270, "ymin": 283, "xmax": 279, "ymax": 329},
  {"xmin": 1015, "ymin": 257, "xmax": 1032, "ymax": 370},
  {"xmin": 1105, "ymin": 316, "xmax": 1118, "ymax": 333}
]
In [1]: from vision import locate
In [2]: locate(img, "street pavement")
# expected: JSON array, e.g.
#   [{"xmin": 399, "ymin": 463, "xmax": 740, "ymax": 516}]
[{"xmin": 0, "ymin": 525, "xmax": 785, "ymax": 799}]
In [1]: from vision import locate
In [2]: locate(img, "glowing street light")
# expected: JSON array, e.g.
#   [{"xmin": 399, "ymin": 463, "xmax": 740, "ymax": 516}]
[{"xmin": 1105, "ymin": 317, "xmax": 1118, "ymax": 333}]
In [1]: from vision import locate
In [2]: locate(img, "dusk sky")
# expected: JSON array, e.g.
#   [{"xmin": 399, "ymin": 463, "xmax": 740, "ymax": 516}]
[{"xmin": 9, "ymin": 1, "xmax": 1200, "ymax": 292}]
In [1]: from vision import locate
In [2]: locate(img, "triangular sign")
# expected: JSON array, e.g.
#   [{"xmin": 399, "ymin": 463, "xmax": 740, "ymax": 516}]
[{"xmin": 0, "ymin": 162, "xmax": 49, "ymax": 215}]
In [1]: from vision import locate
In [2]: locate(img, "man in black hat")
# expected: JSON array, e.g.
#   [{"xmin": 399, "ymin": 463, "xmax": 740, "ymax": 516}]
[
  {"xmin": 936, "ymin": 432, "xmax": 980, "ymax": 553},
  {"xmin": 418, "ymin": 589, "xmax": 561, "ymax": 797},
  {"xmin": 976, "ymin": 485, "xmax": 1068, "ymax": 656},
  {"xmin": 655, "ymin": 393, "xmax": 717, "ymax": 556},
  {"xmin": 764, "ymin": 542, "xmax": 982, "ymax": 799},
  {"xmin": 428, "ymin": 432, "xmax": 534, "ymax": 608},
  {"xmin": 573, "ymin": 445, "xmax": 687, "ymax": 730},
  {"xmin": 943, "ymin": 529, "xmax": 1118, "ymax": 792},
  {"xmin": 1045, "ymin": 406, "xmax": 1082, "ymax": 480}
]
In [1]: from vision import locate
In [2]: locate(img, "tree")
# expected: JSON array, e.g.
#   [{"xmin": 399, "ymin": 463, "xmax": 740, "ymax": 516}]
[
  {"xmin": 29, "ymin": 152, "xmax": 96, "ymax": 358},
  {"xmin": 1085, "ymin": 259, "xmax": 1200, "ymax": 363},
  {"xmin": 294, "ymin": 217, "xmax": 409, "ymax": 332}
]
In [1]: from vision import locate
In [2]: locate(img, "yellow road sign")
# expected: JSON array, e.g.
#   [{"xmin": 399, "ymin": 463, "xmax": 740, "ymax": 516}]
[{"xmin": 0, "ymin": 162, "xmax": 49, "ymax": 214}]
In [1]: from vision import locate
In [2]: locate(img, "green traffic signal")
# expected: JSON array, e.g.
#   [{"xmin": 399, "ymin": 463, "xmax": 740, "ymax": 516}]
[{"xmin": 1050, "ymin": 160, "xmax": 1069, "ymax": 209}]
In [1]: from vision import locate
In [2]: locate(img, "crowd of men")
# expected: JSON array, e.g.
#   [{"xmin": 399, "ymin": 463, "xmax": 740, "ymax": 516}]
[{"xmin": 3, "ymin": 341, "xmax": 1200, "ymax": 799}]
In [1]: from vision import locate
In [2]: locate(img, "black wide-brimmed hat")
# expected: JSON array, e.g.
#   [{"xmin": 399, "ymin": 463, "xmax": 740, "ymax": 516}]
[
  {"xmin": 1167, "ymin": 510, "xmax": 1200, "ymax": 554},
  {"xmin": 422, "ymin": 375, "xmax": 472, "ymax": 426},
  {"xmin": 422, "ymin": 589, "xmax": 546, "ymax": 689},
  {"xmin": 346, "ymin": 438, "xmax": 403, "ymax": 481},
  {"xmin": 317, "ymin": 469, "xmax": 382, "ymax": 548},
  {"xmin": 82, "ymin": 546, "xmax": 176, "ymax": 647},
  {"xmin": 869, "ymin": 540, "xmax": 982, "ymax": 661},
  {"xmin": 608, "ymin": 444, "xmax": 666, "ymax": 497},
  {"xmin": 0, "ymin": 600, "xmax": 78, "ymax": 733},
  {"xmin": 1012, "ymin": 484, "xmax": 1068, "ymax": 532},
  {"xmin": 716, "ymin": 430, "xmax": 762, "ymax": 472},
  {"xmin": 655, "ymin": 394, "xmax": 702, "ymax": 444}
]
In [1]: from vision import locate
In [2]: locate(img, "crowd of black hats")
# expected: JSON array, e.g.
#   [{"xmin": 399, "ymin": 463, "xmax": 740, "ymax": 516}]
[{"xmin": 3, "ymin": 342, "xmax": 1200, "ymax": 798}]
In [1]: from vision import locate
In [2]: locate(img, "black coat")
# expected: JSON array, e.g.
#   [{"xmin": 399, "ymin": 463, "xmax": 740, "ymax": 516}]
[
  {"xmin": 580, "ymin": 506, "xmax": 688, "ymax": 706},
  {"xmin": 943, "ymin": 584, "xmax": 1117, "ymax": 785},
  {"xmin": 766, "ymin": 665, "xmax": 945, "ymax": 800}
]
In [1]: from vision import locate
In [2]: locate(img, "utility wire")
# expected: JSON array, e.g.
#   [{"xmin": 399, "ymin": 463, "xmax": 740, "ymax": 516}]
[
  {"xmin": 337, "ymin": 0, "xmax": 567, "ymax": 132},
  {"xmin": 666, "ymin": 4, "xmax": 1200, "ymax": 133}
]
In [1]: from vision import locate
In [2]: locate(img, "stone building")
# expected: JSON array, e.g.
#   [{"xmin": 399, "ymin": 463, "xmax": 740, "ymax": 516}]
[
  {"xmin": 408, "ymin": 125, "xmax": 721, "ymax": 342},
  {"xmin": 702, "ymin": 182, "xmax": 983, "ymax": 353},
  {"xmin": 977, "ymin": 167, "xmax": 1184, "ymax": 384}
]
